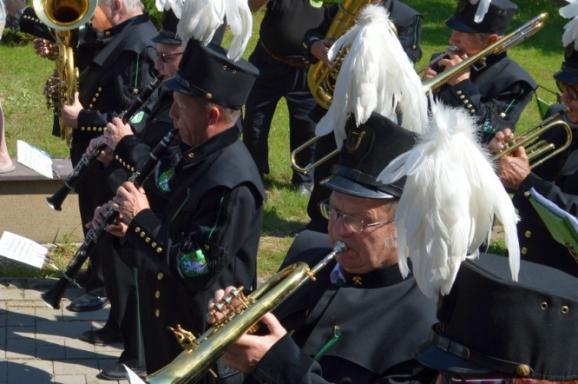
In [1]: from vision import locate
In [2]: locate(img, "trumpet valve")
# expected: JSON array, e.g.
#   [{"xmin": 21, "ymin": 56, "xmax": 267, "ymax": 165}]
[{"xmin": 168, "ymin": 324, "xmax": 198, "ymax": 352}]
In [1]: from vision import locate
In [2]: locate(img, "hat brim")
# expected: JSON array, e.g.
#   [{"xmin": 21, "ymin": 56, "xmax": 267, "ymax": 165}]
[
  {"xmin": 416, "ymin": 343, "xmax": 494, "ymax": 376},
  {"xmin": 554, "ymin": 70, "xmax": 578, "ymax": 86},
  {"xmin": 152, "ymin": 31, "xmax": 182, "ymax": 45},
  {"xmin": 164, "ymin": 75, "xmax": 205, "ymax": 98},
  {"xmin": 321, "ymin": 174, "xmax": 396, "ymax": 200},
  {"xmin": 446, "ymin": 17, "xmax": 478, "ymax": 33}
]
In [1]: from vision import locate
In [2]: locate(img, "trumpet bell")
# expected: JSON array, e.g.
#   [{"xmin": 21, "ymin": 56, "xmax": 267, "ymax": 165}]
[{"xmin": 32, "ymin": 0, "xmax": 96, "ymax": 30}]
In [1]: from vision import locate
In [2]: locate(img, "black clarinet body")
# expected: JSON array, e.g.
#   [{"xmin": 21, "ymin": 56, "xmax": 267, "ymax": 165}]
[
  {"xmin": 46, "ymin": 76, "xmax": 163, "ymax": 211},
  {"xmin": 42, "ymin": 129, "xmax": 177, "ymax": 309}
]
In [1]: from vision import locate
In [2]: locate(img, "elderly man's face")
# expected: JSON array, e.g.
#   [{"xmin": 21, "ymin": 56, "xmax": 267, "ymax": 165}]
[
  {"xmin": 91, "ymin": 5, "xmax": 113, "ymax": 31},
  {"xmin": 169, "ymin": 92, "xmax": 210, "ymax": 146},
  {"xmin": 449, "ymin": 30, "xmax": 494, "ymax": 56},
  {"xmin": 327, "ymin": 191, "xmax": 397, "ymax": 274}
]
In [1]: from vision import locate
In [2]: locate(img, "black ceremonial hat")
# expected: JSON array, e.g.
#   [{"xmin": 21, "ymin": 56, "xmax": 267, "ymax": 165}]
[
  {"xmin": 165, "ymin": 39, "xmax": 259, "ymax": 109},
  {"xmin": 322, "ymin": 113, "xmax": 417, "ymax": 200},
  {"xmin": 417, "ymin": 254, "xmax": 578, "ymax": 379},
  {"xmin": 152, "ymin": 10, "xmax": 181, "ymax": 45},
  {"xmin": 446, "ymin": 0, "xmax": 517, "ymax": 35},
  {"xmin": 554, "ymin": 45, "xmax": 578, "ymax": 85}
]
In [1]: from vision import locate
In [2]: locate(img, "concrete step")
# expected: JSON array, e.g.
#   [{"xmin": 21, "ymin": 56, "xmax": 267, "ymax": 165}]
[{"xmin": 0, "ymin": 159, "xmax": 83, "ymax": 243}]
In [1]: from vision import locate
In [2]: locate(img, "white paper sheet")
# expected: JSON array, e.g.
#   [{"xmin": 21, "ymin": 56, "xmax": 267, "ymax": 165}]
[
  {"xmin": 0, "ymin": 231, "xmax": 48, "ymax": 269},
  {"xmin": 17, "ymin": 140, "xmax": 54, "ymax": 179},
  {"xmin": 124, "ymin": 364, "xmax": 146, "ymax": 384}
]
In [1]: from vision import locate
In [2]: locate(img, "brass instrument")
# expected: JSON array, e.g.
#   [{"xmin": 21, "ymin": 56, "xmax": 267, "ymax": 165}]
[
  {"xmin": 492, "ymin": 111, "xmax": 573, "ymax": 169},
  {"xmin": 307, "ymin": 0, "xmax": 373, "ymax": 110},
  {"xmin": 33, "ymin": 0, "xmax": 97, "ymax": 145},
  {"xmin": 416, "ymin": 45, "xmax": 458, "ymax": 76},
  {"xmin": 146, "ymin": 241, "xmax": 347, "ymax": 384},
  {"xmin": 423, "ymin": 12, "xmax": 548, "ymax": 94}
]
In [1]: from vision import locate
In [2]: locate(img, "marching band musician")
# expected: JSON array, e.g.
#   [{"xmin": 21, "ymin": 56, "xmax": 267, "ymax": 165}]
[
  {"xmin": 489, "ymin": 3, "xmax": 578, "ymax": 277},
  {"xmin": 213, "ymin": 113, "xmax": 437, "ymax": 384},
  {"xmin": 6, "ymin": 0, "xmax": 159, "ymax": 315},
  {"xmin": 99, "ymin": 39, "xmax": 265, "ymax": 378},
  {"xmin": 303, "ymin": 0, "xmax": 424, "ymax": 233},
  {"xmin": 81, "ymin": 12, "xmax": 183, "ymax": 380},
  {"xmin": 424, "ymin": 0, "xmax": 536, "ymax": 144}
]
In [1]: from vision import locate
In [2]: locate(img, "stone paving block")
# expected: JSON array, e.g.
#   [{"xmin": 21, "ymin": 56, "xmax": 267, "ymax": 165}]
[
  {"xmin": 6, "ymin": 325, "xmax": 35, "ymax": 337},
  {"xmin": 6, "ymin": 359, "xmax": 53, "ymax": 383},
  {"xmin": 37, "ymin": 319, "xmax": 90, "ymax": 339},
  {"xmin": 6, "ymin": 309, "xmax": 36, "ymax": 326},
  {"xmin": 85, "ymin": 375, "xmax": 121, "ymax": 384},
  {"xmin": 1, "ymin": 289, "xmax": 23, "ymax": 300},
  {"xmin": 23, "ymin": 289, "xmax": 45, "ymax": 301},
  {"xmin": 5, "ymin": 300, "xmax": 44, "ymax": 308},
  {"xmin": 54, "ymin": 359, "xmax": 99, "ymax": 375},
  {"xmin": 0, "ymin": 360, "xmax": 7, "ymax": 382},
  {"xmin": 52, "ymin": 374, "xmax": 87, "ymax": 384},
  {"xmin": 62, "ymin": 307, "xmax": 110, "ymax": 322},
  {"xmin": 6, "ymin": 337, "xmax": 35, "ymax": 359},
  {"xmin": 0, "ymin": 327, "xmax": 5, "ymax": 346},
  {"xmin": 36, "ymin": 307, "xmax": 60, "ymax": 321},
  {"xmin": 64, "ymin": 339, "xmax": 97, "ymax": 359},
  {"xmin": 36, "ymin": 344, "xmax": 66, "ymax": 360}
]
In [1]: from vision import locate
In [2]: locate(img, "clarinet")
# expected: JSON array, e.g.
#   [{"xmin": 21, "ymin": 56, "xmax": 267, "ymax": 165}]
[
  {"xmin": 46, "ymin": 76, "xmax": 163, "ymax": 211},
  {"xmin": 42, "ymin": 128, "xmax": 177, "ymax": 309}
]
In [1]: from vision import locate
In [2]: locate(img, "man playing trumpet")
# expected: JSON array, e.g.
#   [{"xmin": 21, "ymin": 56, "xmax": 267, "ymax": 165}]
[{"xmin": 424, "ymin": 0, "xmax": 536, "ymax": 143}]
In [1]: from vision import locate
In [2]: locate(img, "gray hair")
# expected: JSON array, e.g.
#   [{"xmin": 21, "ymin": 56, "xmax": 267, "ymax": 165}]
[{"xmin": 98, "ymin": 0, "xmax": 144, "ymax": 12}]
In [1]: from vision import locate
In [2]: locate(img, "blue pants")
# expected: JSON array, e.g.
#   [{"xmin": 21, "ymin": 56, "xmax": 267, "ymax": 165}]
[{"xmin": 242, "ymin": 42, "xmax": 317, "ymax": 185}]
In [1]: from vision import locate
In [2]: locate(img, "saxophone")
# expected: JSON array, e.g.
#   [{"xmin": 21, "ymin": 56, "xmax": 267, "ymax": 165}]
[
  {"xmin": 307, "ymin": 0, "xmax": 373, "ymax": 110},
  {"xmin": 32, "ymin": 0, "xmax": 97, "ymax": 145}
]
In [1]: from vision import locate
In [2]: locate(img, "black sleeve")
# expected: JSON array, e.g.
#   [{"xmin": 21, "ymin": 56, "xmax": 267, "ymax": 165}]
[
  {"xmin": 303, "ymin": 7, "xmax": 335, "ymax": 62},
  {"xmin": 18, "ymin": 7, "xmax": 54, "ymax": 41},
  {"xmin": 76, "ymin": 50, "xmax": 157, "ymax": 135},
  {"xmin": 395, "ymin": 14, "xmax": 423, "ymax": 63},
  {"xmin": 436, "ymin": 79, "xmax": 535, "ymax": 143},
  {"xmin": 517, "ymin": 172, "xmax": 578, "ymax": 217}
]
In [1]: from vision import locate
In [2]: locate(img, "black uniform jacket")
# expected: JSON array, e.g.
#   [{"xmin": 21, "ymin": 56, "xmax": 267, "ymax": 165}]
[
  {"xmin": 247, "ymin": 244, "xmax": 437, "ymax": 384},
  {"xmin": 433, "ymin": 52, "xmax": 537, "ymax": 143},
  {"xmin": 512, "ymin": 103, "xmax": 578, "ymax": 276},
  {"xmin": 124, "ymin": 126, "xmax": 265, "ymax": 373},
  {"xmin": 19, "ymin": 8, "xmax": 158, "ymax": 144},
  {"xmin": 303, "ymin": 0, "xmax": 423, "ymax": 63}
]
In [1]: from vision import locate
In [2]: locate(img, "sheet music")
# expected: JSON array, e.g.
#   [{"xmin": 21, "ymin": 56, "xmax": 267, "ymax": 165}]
[
  {"xmin": 17, "ymin": 140, "xmax": 54, "ymax": 179},
  {"xmin": 124, "ymin": 365, "xmax": 146, "ymax": 384},
  {"xmin": 530, "ymin": 188, "xmax": 578, "ymax": 233},
  {"xmin": 0, "ymin": 231, "xmax": 48, "ymax": 269}
]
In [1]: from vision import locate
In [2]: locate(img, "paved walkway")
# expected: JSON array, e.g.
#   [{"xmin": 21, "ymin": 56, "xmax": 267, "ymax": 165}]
[{"xmin": 0, "ymin": 278, "xmax": 125, "ymax": 383}]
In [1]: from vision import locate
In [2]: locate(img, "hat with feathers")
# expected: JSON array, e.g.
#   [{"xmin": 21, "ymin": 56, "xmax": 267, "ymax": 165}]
[
  {"xmin": 153, "ymin": 10, "xmax": 182, "ymax": 45},
  {"xmin": 446, "ymin": 0, "xmax": 517, "ymax": 35},
  {"xmin": 556, "ymin": 0, "xmax": 578, "ymax": 85}
]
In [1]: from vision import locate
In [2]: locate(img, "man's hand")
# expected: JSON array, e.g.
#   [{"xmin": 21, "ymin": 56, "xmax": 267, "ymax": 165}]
[
  {"xmin": 5, "ymin": 0, "xmax": 26, "ymax": 18},
  {"xmin": 86, "ymin": 136, "xmax": 113, "ymax": 166},
  {"xmin": 113, "ymin": 181, "xmax": 150, "ymax": 225},
  {"xmin": 60, "ymin": 92, "xmax": 83, "ymax": 129},
  {"xmin": 89, "ymin": 202, "xmax": 127, "ymax": 237},
  {"xmin": 498, "ymin": 146, "xmax": 531, "ymax": 191},
  {"xmin": 487, "ymin": 128, "xmax": 514, "ymax": 155},
  {"xmin": 223, "ymin": 313, "xmax": 287, "ymax": 373},
  {"xmin": 208, "ymin": 287, "xmax": 287, "ymax": 373},
  {"xmin": 437, "ymin": 51, "xmax": 470, "ymax": 86},
  {"xmin": 104, "ymin": 117, "xmax": 133, "ymax": 150},
  {"xmin": 310, "ymin": 39, "xmax": 333, "ymax": 65}
]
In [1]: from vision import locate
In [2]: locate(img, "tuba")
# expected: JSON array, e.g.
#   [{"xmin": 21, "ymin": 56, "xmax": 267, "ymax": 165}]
[
  {"xmin": 145, "ymin": 241, "xmax": 347, "ymax": 384},
  {"xmin": 307, "ymin": 0, "xmax": 373, "ymax": 110},
  {"xmin": 32, "ymin": 0, "xmax": 97, "ymax": 145}
]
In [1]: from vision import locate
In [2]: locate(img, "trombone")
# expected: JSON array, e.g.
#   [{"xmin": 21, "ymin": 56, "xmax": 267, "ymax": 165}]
[
  {"xmin": 291, "ymin": 13, "xmax": 549, "ymax": 175},
  {"xmin": 492, "ymin": 112, "xmax": 573, "ymax": 169}
]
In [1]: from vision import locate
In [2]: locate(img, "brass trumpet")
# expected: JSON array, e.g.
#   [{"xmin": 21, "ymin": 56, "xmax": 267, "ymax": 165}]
[
  {"xmin": 145, "ymin": 241, "xmax": 347, "ymax": 383},
  {"xmin": 492, "ymin": 111, "xmax": 573, "ymax": 169},
  {"xmin": 423, "ymin": 12, "xmax": 548, "ymax": 93}
]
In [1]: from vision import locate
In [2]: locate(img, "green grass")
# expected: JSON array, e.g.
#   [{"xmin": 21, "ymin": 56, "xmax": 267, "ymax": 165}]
[{"xmin": 0, "ymin": 0, "xmax": 567, "ymax": 277}]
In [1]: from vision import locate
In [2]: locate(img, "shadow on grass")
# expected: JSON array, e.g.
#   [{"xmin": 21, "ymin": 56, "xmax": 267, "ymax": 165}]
[{"xmin": 262, "ymin": 206, "xmax": 305, "ymax": 237}]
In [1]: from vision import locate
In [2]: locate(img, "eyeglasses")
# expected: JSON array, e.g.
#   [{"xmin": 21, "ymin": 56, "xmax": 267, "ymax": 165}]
[
  {"xmin": 319, "ymin": 200, "xmax": 393, "ymax": 233},
  {"xmin": 157, "ymin": 50, "xmax": 184, "ymax": 63},
  {"xmin": 556, "ymin": 80, "xmax": 578, "ymax": 100}
]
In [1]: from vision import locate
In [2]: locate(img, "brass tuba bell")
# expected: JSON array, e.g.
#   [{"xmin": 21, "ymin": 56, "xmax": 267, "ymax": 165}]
[{"xmin": 32, "ymin": 0, "xmax": 96, "ymax": 145}]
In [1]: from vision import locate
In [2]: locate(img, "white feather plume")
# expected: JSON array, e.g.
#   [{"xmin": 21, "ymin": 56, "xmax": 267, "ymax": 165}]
[
  {"xmin": 175, "ymin": 0, "xmax": 252, "ymax": 61},
  {"xmin": 377, "ymin": 100, "xmax": 520, "ymax": 298},
  {"xmin": 469, "ymin": 0, "xmax": 492, "ymax": 23},
  {"xmin": 315, "ymin": 4, "xmax": 427, "ymax": 147},
  {"xmin": 561, "ymin": 0, "xmax": 578, "ymax": 49},
  {"xmin": 0, "ymin": 0, "xmax": 5, "ymax": 41}
]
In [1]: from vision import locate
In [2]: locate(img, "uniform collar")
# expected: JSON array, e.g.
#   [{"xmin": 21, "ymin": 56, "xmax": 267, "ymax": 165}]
[
  {"xmin": 331, "ymin": 262, "xmax": 405, "ymax": 288},
  {"xmin": 179, "ymin": 124, "xmax": 240, "ymax": 168},
  {"xmin": 99, "ymin": 13, "xmax": 150, "ymax": 41}
]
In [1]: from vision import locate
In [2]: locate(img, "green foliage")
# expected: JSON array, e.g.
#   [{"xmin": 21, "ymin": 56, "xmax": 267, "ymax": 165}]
[
  {"xmin": 141, "ymin": 0, "xmax": 163, "ymax": 27},
  {"xmin": 0, "ymin": 27, "xmax": 34, "ymax": 46}
]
